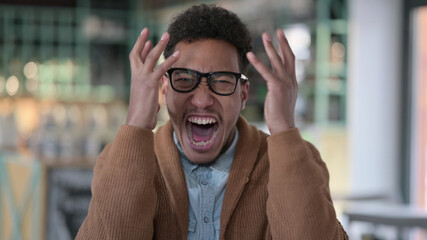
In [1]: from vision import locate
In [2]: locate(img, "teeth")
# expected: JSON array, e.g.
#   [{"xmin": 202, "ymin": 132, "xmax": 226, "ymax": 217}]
[{"xmin": 188, "ymin": 116, "xmax": 217, "ymax": 125}]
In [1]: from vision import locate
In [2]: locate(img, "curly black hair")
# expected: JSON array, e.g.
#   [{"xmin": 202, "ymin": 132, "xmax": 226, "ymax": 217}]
[{"xmin": 164, "ymin": 4, "xmax": 253, "ymax": 73}]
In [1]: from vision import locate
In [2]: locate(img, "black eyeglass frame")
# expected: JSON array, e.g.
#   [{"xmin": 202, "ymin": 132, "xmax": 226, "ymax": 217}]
[{"xmin": 166, "ymin": 68, "xmax": 248, "ymax": 96}]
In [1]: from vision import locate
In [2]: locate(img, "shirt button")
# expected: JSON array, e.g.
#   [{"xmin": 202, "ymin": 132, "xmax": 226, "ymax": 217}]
[
  {"xmin": 204, "ymin": 217, "xmax": 209, "ymax": 223},
  {"xmin": 201, "ymin": 179, "xmax": 208, "ymax": 185}
]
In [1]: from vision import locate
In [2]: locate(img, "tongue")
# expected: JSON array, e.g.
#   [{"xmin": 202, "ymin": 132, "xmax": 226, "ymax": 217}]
[{"xmin": 191, "ymin": 123, "xmax": 215, "ymax": 142}]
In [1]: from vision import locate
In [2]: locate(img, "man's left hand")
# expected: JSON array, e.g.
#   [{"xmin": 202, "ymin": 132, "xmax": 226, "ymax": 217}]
[{"xmin": 247, "ymin": 29, "xmax": 298, "ymax": 135}]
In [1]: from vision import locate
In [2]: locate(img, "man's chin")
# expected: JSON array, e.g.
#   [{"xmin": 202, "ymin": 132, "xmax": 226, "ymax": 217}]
[
  {"xmin": 184, "ymin": 148, "xmax": 219, "ymax": 165},
  {"xmin": 188, "ymin": 157, "xmax": 217, "ymax": 166}
]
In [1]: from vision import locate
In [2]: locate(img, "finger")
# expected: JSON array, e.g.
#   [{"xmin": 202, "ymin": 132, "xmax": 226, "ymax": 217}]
[
  {"xmin": 277, "ymin": 31, "xmax": 286, "ymax": 64},
  {"xmin": 276, "ymin": 29, "xmax": 295, "ymax": 71},
  {"xmin": 262, "ymin": 33, "xmax": 285, "ymax": 76},
  {"xmin": 130, "ymin": 28, "xmax": 149, "ymax": 69},
  {"xmin": 246, "ymin": 52, "xmax": 279, "ymax": 85},
  {"xmin": 140, "ymin": 40, "xmax": 152, "ymax": 63},
  {"xmin": 144, "ymin": 32, "xmax": 170, "ymax": 72},
  {"xmin": 152, "ymin": 51, "xmax": 180, "ymax": 80}
]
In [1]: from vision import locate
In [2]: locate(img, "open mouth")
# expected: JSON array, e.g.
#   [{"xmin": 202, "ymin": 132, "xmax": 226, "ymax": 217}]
[{"xmin": 186, "ymin": 116, "xmax": 219, "ymax": 148}]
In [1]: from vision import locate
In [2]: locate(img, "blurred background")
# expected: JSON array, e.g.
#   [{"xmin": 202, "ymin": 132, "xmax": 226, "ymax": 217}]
[{"xmin": 0, "ymin": 0, "xmax": 425, "ymax": 239}]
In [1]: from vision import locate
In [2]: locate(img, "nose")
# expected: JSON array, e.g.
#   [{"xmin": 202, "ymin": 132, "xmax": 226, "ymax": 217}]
[{"xmin": 190, "ymin": 78, "xmax": 214, "ymax": 109}]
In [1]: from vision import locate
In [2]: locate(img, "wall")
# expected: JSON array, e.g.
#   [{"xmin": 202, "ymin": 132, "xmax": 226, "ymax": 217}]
[{"xmin": 348, "ymin": 0, "xmax": 402, "ymax": 199}]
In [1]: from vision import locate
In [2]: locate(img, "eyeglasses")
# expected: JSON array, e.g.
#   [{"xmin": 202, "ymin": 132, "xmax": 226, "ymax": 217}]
[{"xmin": 166, "ymin": 68, "xmax": 248, "ymax": 96}]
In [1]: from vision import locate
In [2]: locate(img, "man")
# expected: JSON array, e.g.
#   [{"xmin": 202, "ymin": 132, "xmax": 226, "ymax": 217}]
[{"xmin": 77, "ymin": 4, "xmax": 348, "ymax": 240}]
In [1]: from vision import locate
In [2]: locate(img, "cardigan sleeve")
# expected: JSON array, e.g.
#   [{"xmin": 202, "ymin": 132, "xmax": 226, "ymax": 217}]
[
  {"xmin": 76, "ymin": 125, "xmax": 158, "ymax": 240},
  {"xmin": 266, "ymin": 128, "xmax": 348, "ymax": 240}
]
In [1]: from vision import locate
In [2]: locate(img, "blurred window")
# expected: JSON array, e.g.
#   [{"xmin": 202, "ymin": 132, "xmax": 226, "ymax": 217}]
[{"xmin": 411, "ymin": 6, "xmax": 427, "ymax": 208}]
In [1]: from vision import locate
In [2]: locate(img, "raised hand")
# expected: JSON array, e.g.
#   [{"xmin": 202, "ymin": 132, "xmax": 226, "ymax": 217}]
[
  {"xmin": 246, "ymin": 29, "xmax": 298, "ymax": 135},
  {"xmin": 126, "ymin": 28, "xmax": 180, "ymax": 130}
]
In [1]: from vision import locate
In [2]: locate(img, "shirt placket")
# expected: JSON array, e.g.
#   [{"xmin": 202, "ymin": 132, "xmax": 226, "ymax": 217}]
[{"xmin": 198, "ymin": 168, "xmax": 215, "ymax": 240}]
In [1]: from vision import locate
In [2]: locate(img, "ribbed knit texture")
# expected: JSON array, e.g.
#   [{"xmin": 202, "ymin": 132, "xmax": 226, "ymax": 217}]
[
  {"xmin": 76, "ymin": 117, "xmax": 348, "ymax": 239},
  {"xmin": 76, "ymin": 125, "xmax": 157, "ymax": 240}
]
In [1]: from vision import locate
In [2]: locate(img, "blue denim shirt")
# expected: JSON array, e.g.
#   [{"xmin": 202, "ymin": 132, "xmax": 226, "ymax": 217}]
[{"xmin": 173, "ymin": 129, "xmax": 238, "ymax": 240}]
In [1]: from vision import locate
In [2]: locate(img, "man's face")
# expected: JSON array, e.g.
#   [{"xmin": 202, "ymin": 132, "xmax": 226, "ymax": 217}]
[{"xmin": 161, "ymin": 39, "xmax": 249, "ymax": 164}]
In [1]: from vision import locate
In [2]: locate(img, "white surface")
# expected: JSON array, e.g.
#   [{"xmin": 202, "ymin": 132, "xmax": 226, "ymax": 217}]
[{"xmin": 347, "ymin": 0, "xmax": 403, "ymax": 198}]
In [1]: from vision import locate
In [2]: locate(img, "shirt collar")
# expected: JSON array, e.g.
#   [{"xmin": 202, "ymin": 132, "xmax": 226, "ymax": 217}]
[{"xmin": 173, "ymin": 128, "xmax": 238, "ymax": 175}]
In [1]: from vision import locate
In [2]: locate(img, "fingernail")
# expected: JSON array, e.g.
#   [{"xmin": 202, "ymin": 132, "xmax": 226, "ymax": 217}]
[
  {"xmin": 247, "ymin": 52, "xmax": 254, "ymax": 59},
  {"xmin": 172, "ymin": 51, "xmax": 180, "ymax": 57},
  {"xmin": 161, "ymin": 32, "xmax": 168, "ymax": 41},
  {"xmin": 264, "ymin": 33, "xmax": 271, "ymax": 42},
  {"xmin": 140, "ymin": 28, "xmax": 147, "ymax": 35}
]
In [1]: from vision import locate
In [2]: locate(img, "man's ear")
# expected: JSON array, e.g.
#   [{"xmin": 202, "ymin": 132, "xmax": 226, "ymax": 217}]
[
  {"xmin": 240, "ymin": 81, "xmax": 250, "ymax": 110},
  {"xmin": 161, "ymin": 76, "xmax": 169, "ymax": 105}
]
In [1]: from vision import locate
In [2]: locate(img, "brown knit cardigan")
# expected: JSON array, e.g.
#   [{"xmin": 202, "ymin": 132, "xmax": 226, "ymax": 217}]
[{"xmin": 76, "ymin": 116, "xmax": 348, "ymax": 239}]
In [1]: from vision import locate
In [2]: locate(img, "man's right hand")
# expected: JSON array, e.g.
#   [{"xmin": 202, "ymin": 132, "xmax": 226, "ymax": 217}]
[{"xmin": 126, "ymin": 28, "xmax": 180, "ymax": 130}]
